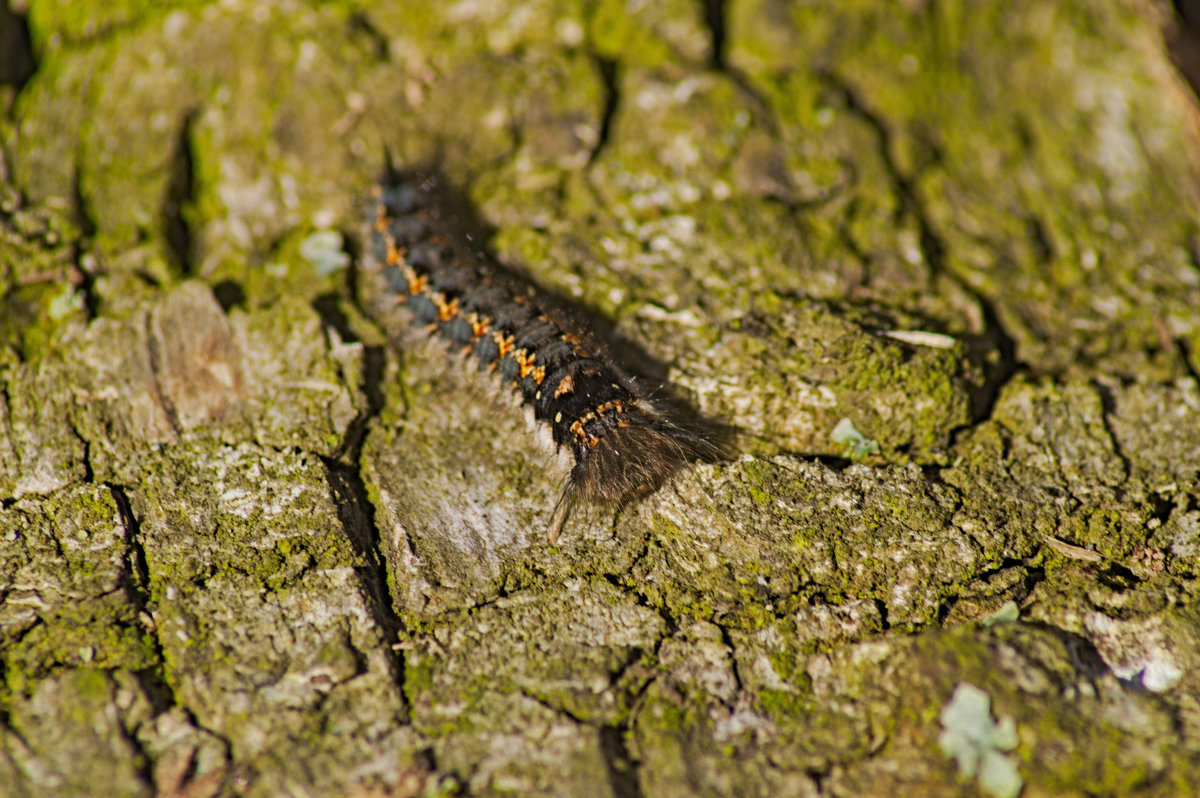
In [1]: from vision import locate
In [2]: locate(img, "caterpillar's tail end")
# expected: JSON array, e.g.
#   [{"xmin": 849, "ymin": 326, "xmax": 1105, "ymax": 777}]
[
  {"xmin": 547, "ymin": 422, "xmax": 708, "ymax": 544},
  {"xmin": 585, "ymin": 416, "xmax": 722, "ymax": 503},
  {"xmin": 577, "ymin": 423, "xmax": 692, "ymax": 503}
]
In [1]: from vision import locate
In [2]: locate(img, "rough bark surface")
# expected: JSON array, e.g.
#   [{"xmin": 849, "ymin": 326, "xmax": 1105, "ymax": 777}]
[{"xmin": 3, "ymin": 1, "xmax": 1200, "ymax": 796}]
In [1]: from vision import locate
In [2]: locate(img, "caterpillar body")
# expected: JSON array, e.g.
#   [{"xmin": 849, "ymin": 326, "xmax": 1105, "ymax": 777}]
[{"xmin": 364, "ymin": 170, "xmax": 709, "ymax": 542}]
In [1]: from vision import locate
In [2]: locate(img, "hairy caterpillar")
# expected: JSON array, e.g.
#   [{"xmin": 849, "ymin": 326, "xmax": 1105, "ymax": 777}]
[{"xmin": 363, "ymin": 169, "xmax": 712, "ymax": 542}]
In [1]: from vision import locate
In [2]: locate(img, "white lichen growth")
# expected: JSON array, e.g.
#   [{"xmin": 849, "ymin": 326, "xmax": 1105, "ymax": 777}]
[
  {"xmin": 831, "ymin": 417, "xmax": 879, "ymax": 460},
  {"xmin": 48, "ymin": 284, "xmax": 84, "ymax": 319},
  {"xmin": 939, "ymin": 683, "xmax": 1023, "ymax": 798},
  {"xmin": 982, "ymin": 600, "xmax": 1020, "ymax": 627},
  {"xmin": 299, "ymin": 230, "xmax": 350, "ymax": 275}
]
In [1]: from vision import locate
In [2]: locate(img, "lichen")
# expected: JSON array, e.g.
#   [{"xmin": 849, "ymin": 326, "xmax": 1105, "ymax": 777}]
[{"xmin": 938, "ymin": 683, "xmax": 1022, "ymax": 798}]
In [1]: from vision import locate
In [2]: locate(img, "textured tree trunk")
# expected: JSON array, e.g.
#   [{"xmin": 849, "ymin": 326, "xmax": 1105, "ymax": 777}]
[{"xmin": 3, "ymin": 1, "xmax": 1200, "ymax": 796}]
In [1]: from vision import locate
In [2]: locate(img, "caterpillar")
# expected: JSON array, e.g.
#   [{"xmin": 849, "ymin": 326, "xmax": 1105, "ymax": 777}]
[{"xmin": 363, "ymin": 169, "xmax": 712, "ymax": 543}]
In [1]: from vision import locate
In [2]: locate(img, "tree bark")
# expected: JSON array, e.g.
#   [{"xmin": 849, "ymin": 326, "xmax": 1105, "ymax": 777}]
[{"xmin": 2, "ymin": 1, "xmax": 1200, "ymax": 795}]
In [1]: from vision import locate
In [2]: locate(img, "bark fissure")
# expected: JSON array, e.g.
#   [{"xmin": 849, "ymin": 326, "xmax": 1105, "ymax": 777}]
[
  {"xmin": 587, "ymin": 54, "xmax": 620, "ymax": 167},
  {"xmin": 163, "ymin": 110, "xmax": 197, "ymax": 278},
  {"xmin": 822, "ymin": 69, "xmax": 1020, "ymax": 425}
]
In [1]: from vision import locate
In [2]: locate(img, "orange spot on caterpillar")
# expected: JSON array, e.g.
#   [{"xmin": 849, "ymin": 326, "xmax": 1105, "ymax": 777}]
[
  {"xmin": 569, "ymin": 400, "xmax": 627, "ymax": 441},
  {"xmin": 494, "ymin": 332, "xmax": 515, "ymax": 358},
  {"xmin": 515, "ymin": 348, "xmax": 536, "ymax": 378},
  {"xmin": 385, "ymin": 237, "xmax": 404, "ymax": 265},
  {"xmin": 513, "ymin": 350, "xmax": 547, "ymax": 384},
  {"xmin": 556, "ymin": 332, "xmax": 591, "ymax": 358},
  {"xmin": 468, "ymin": 313, "xmax": 490, "ymax": 338},
  {"xmin": 407, "ymin": 271, "xmax": 427, "ymax": 295},
  {"xmin": 554, "ymin": 373, "xmax": 576, "ymax": 398},
  {"xmin": 593, "ymin": 399, "xmax": 627, "ymax": 417},
  {"xmin": 435, "ymin": 295, "xmax": 459, "ymax": 322}
]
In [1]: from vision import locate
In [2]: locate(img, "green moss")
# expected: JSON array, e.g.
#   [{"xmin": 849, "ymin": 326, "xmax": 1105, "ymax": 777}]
[
  {"xmin": 640, "ymin": 692, "xmax": 690, "ymax": 734},
  {"xmin": 648, "ymin": 514, "xmax": 684, "ymax": 542},
  {"xmin": 26, "ymin": 1, "xmax": 202, "ymax": 48},
  {"xmin": 754, "ymin": 686, "xmax": 811, "ymax": 721},
  {"xmin": 739, "ymin": 458, "xmax": 777, "ymax": 505},
  {"xmin": 588, "ymin": 0, "xmax": 676, "ymax": 63},
  {"xmin": 764, "ymin": 636, "xmax": 808, "ymax": 686},
  {"xmin": 0, "ymin": 282, "xmax": 84, "ymax": 360},
  {"xmin": 404, "ymin": 655, "xmax": 437, "ymax": 701},
  {"xmin": 7, "ymin": 609, "xmax": 157, "ymax": 679}
]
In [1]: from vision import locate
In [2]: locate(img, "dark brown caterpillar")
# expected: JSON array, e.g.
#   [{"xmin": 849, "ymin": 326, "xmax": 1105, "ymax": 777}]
[{"xmin": 364, "ymin": 170, "xmax": 710, "ymax": 542}]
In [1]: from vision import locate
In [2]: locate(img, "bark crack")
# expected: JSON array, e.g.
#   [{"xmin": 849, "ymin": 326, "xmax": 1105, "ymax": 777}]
[
  {"xmin": 163, "ymin": 110, "xmax": 198, "ymax": 278},
  {"xmin": 820, "ymin": 69, "xmax": 1020, "ymax": 426},
  {"xmin": 314, "ymin": 297, "xmax": 407, "ymax": 691},
  {"xmin": 0, "ymin": 2, "xmax": 36, "ymax": 94},
  {"xmin": 586, "ymin": 53, "xmax": 620, "ymax": 167}
]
